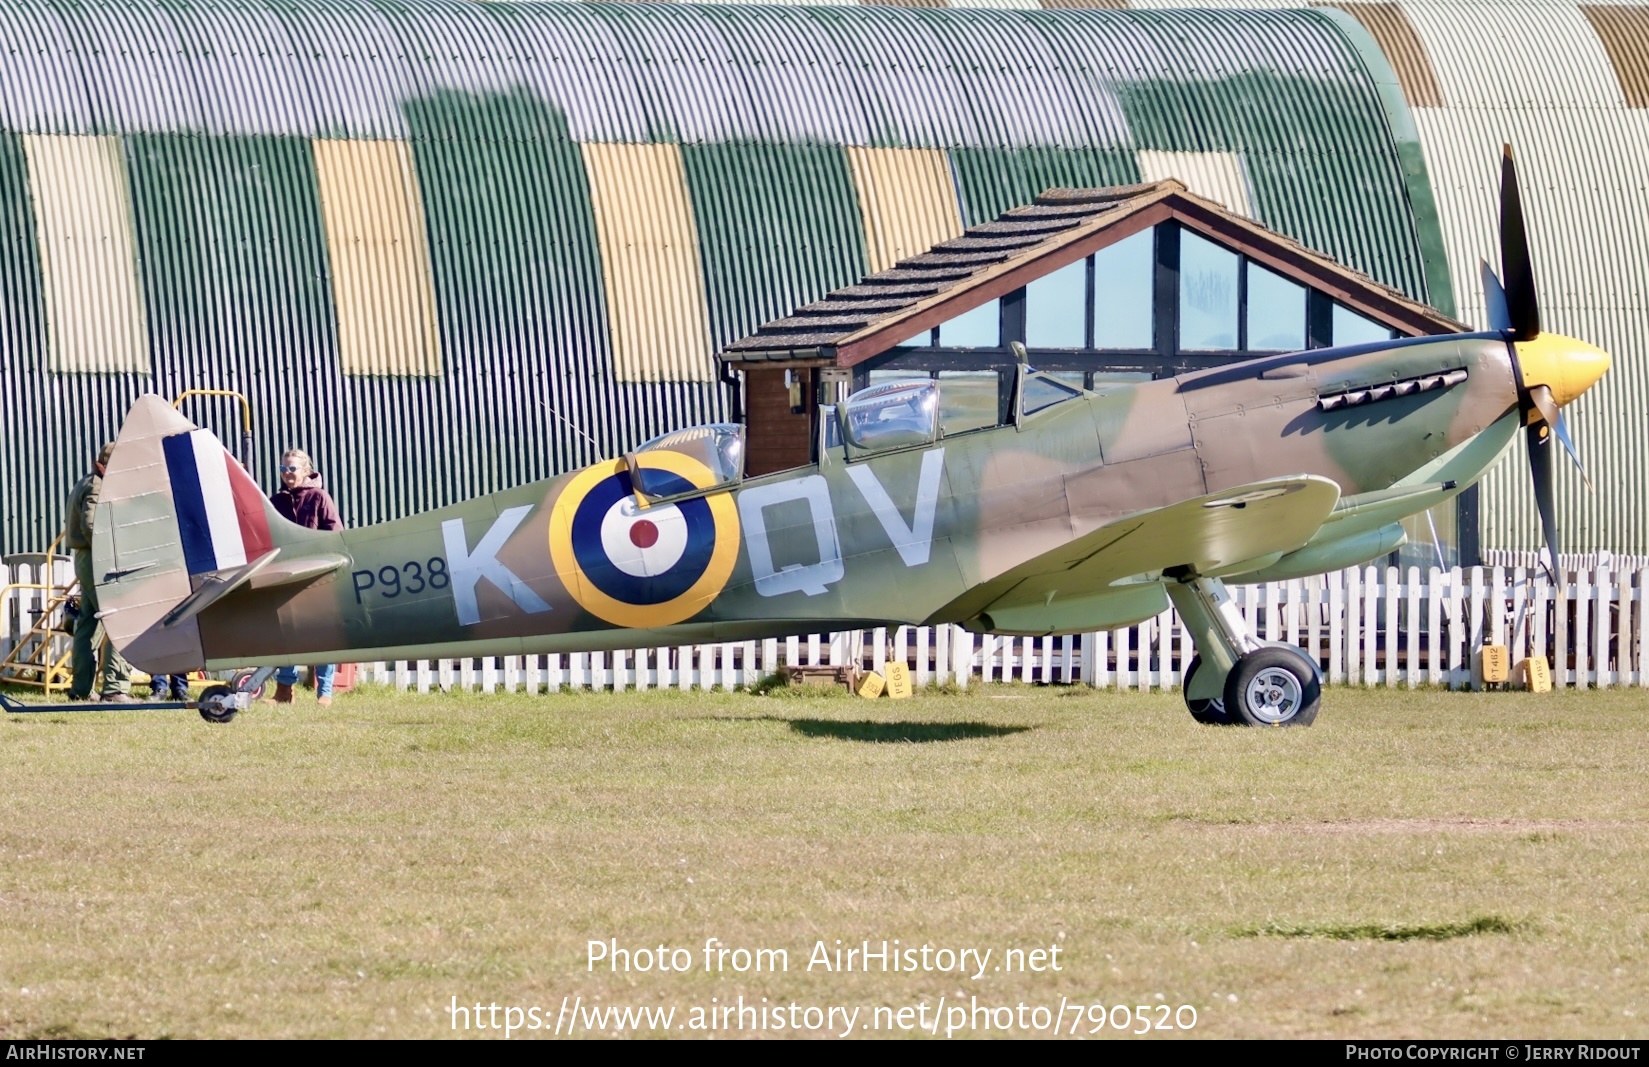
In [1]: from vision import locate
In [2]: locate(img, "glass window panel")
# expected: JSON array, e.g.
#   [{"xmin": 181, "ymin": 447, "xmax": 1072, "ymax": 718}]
[
  {"xmin": 819, "ymin": 405, "xmax": 841, "ymax": 450},
  {"xmin": 1178, "ymin": 230, "xmax": 1238, "ymax": 351},
  {"xmin": 1244, "ymin": 264, "xmax": 1305, "ymax": 351},
  {"xmin": 937, "ymin": 371, "xmax": 1001, "ymax": 433},
  {"xmin": 1091, "ymin": 371, "xmax": 1152, "ymax": 388},
  {"xmin": 1332, "ymin": 304, "xmax": 1396, "ymax": 346},
  {"xmin": 868, "ymin": 369, "xmax": 928, "ymax": 385},
  {"xmin": 937, "ymin": 297, "xmax": 1000, "ymax": 348},
  {"xmin": 1021, "ymin": 372, "xmax": 1081, "ymax": 417},
  {"xmin": 1094, "ymin": 229, "xmax": 1153, "ymax": 349},
  {"xmin": 631, "ymin": 423, "xmax": 745, "ymax": 498},
  {"xmin": 1025, "ymin": 258, "xmax": 1087, "ymax": 348},
  {"xmin": 840, "ymin": 380, "xmax": 939, "ymax": 453}
]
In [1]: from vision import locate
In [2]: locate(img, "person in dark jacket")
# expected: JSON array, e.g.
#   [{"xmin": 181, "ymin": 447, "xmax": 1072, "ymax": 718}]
[
  {"xmin": 64, "ymin": 442, "xmax": 134, "ymax": 702},
  {"xmin": 272, "ymin": 447, "xmax": 343, "ymax": 531},
  {"xmin": 270, "ymin": 447, "xmax": 343, "ymax": 705}
]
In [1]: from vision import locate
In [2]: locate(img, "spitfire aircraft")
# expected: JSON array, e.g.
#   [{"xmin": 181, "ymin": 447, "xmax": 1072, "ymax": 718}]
[{"xmin": 79, "ymin": 149, "xmax": 1607, "ymax": 727}]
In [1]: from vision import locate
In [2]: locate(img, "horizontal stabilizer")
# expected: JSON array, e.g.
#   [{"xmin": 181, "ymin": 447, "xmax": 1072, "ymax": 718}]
[{"xmin": 162, "ymin": 550, "xmax": 349, "ymax": 628}]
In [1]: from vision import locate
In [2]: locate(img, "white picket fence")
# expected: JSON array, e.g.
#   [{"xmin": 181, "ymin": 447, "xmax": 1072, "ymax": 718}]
[
  {"xmin": 1483, "ymin": 549, "xmax": 1649, "ymax": 573},
  {"xmin": 5, "ymin": 562, "xmax": 1647, "ymax": 693}
]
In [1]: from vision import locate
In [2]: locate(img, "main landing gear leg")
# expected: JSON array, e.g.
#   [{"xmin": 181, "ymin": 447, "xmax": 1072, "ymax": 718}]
[{"xmin": 1165, "ymin": 575, "xmax": 1321, "ymax": 728}]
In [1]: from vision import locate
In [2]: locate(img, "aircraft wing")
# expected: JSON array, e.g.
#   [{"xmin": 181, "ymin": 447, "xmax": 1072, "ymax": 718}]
[{"xmin": 948, "ymin": 475, "xmax": 1340, "ymax": 633}]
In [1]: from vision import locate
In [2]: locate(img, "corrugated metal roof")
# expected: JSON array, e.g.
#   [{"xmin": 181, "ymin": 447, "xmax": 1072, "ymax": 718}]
[
  {"xmin": 0, "ymin": 3, "xmax": 93, "ymax": 135},
  {"xmin": 313, "ymin": 139, "xmax": 441, "ymax": 377},
  {"xmin": 125, "ymin": 131, "xmax": 335, "ymax": 385},
  {"xmin": 172, "ymin": 1, "xmax": 317, "ymax": 137},
  {"xmin": 0, "ymin": 133, "xmax": 44, "ymax": 372},
  {"xmin": 1581, "ymin": 4, "xmax": 1649, "ymax": 107},
  {"xmin": 1317, "ymin": 2, "xmax": 1443, "ymax": 107},
  {"xmin": 583, "ymin": 141, "xmax": 716, "ymax": 383},
  {"xmin": 1137, "ymin": 150, "xmax": 1253, "ymax": 214},
  {"xmin": 847, "ymin": 147, "xmax": 966, "ymax": 272},
  {"xmin": 1406, "ymin": 1, "xmax": 1623, "ymax": 107},
  {"xmin": 401, "ymin": 82, "xmax": 610, "ymax": 506},
  {"xmin": 683, "ymin": 141, "xmax": 869, "ymax": 353},
  {"xmin": 278, "ymin": 2, "xmax": 417, "ymax": 140},
  {"xmin": 70, "ymin": 0, "xmax": 204, "ymax": 135},
  {"xmin": 23, "ymin": 135, "xmax": 147, "ymax": 374},
  {"xmin": 0, "ymin": 0, "xmax": 1451, "ymax": 556},
  {"xmin": 949, "ymin": 146, "xmax": 1141, "ymax": 225}
]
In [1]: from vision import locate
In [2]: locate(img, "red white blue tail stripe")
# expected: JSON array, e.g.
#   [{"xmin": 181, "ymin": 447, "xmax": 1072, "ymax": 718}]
[{"xmin": 162, "ymin": 431, "xmax": 273, "ymax": 575}]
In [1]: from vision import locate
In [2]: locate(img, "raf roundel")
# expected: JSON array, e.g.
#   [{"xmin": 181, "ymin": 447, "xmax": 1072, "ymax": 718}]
[{"xmin": 549, "ymin": 454, "xmax": 741, "ymax": 628}]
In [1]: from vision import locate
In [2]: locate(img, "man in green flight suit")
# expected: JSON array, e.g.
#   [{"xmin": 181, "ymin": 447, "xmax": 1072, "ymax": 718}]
[{"xmin": 64, "ymin": 442, "xmax": 133, "ymax": 703}]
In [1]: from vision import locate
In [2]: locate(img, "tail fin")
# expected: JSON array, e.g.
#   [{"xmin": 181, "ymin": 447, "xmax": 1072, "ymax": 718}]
[{"xmin": 92, "ymin": 395, "xmax": 342, "ymax": 673}]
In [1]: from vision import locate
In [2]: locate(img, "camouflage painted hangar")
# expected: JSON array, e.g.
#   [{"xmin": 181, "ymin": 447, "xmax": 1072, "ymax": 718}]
[{"xmin": 0, "ymin": 0, "xmax": 1642, "ymax": 561}]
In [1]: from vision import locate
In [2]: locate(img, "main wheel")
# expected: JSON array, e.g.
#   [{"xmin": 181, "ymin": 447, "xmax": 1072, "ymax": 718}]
[
  {"xmin": 1223, "ymin": 648, "xmax": 1320, "ymax": 727},
  {"xmin": 1181, "ymin": 656, "xmax": 1231, "ymax": 725},
  {"xmin": 198, "ymin": 684, "xmax": 239, "ymax": 724}
]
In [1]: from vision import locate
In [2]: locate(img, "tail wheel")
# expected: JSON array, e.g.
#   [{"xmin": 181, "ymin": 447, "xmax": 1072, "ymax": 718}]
[
  {"xmin": 229, "ymin": 670, "xmax": 267, "ymax": 702},
  {"xmin": 1181, "ymin": 656, "xmax": 1231, "ymax": 725},
  {"xmin": 1223, "ymin": 648, "xmax": 1320, "ymax": 727},
  {"xmin": 198, "ymin": 684, "xmax": 239, "ymax": 724}
]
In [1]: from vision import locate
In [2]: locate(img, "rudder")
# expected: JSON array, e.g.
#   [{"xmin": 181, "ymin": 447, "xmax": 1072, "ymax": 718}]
[{"xmin": 92, "ymin": 395, "xmax": 331, "ymax": 673}]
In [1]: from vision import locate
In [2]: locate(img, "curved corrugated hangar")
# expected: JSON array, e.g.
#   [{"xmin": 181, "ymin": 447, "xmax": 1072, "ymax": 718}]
[{"xmin": 0, "ymin": 0, "xmax": 1638, "ymax": 564}]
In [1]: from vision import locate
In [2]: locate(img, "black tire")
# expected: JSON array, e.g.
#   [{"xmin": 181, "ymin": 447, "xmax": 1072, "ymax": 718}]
[
  {"xmin": 1182, "ymin": 656, "xmax": 1232, "ymax": 725},
  {"xmin": 229, "ymin": 669, "xmax": 268, "ymax": 702},
  {"xmin": 1223, "ymin": 648, "xmax": 1320, "ymax": 727},
  {"xmin": 198, "ymin": 684, "xmax": 239, "ymax": 725}
]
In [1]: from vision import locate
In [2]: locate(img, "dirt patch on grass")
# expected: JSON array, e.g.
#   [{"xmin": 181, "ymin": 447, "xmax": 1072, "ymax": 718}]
[
  {"xmin": 1206, "ymin": 818, "xmax": 1640, "ymax": 835},
  {"xmin": 1234, "ymin": 916, "xmax": 1529, "ymax": 941}
]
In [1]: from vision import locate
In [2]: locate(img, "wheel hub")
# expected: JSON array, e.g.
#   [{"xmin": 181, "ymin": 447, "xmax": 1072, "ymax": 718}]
[{"xmin": 1243, "ymin": 666, "xmax": 1302, "ymax": 724}]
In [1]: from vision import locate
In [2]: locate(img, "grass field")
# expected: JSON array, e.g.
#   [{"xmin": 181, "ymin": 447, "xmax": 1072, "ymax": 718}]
[{"xmin": 1, "ymin": 680, "xmax": 1646, "ymax": 1039}]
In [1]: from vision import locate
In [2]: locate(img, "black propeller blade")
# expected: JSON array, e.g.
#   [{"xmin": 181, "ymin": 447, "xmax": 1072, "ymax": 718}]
[
  {"xmin": 1500, "ymin": 145, "xmax": 1541, "ymax": 341},
  {"xmin": 1496, "ymin": 147, "xmax": 1565, "ymax": 574},
  {"xmin": 1481, "ymin": 260, "xmax": 1511, "ymax": 333},
  {"xmin": 1527, "ymin": 422, "xmax": 1560, "ymax": 578},
  {"xmin": 1551, "ymin": 412, "xmax": 1593, "ymax": 493},
  {"xmin": 1488, "ymin": 146, "xmax": 1600, "ymax": 573}
]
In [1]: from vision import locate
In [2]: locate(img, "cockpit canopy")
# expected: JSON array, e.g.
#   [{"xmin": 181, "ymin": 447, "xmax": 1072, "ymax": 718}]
[
  {"xmin": 829, "ymin": 366, "xmax": 1083, "ymax": 461},
  {"xmin": 838, "ymin": 379, "xmax": 940, "ymax": 459},
  {"xmin": 625, "ymin": 423, "xmax": 744, "ymax": 503}
]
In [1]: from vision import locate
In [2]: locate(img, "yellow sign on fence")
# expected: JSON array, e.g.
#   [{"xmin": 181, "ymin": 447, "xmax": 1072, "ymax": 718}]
[
  {"xmin": 1481, "ymin": 645, "xmax": 1509, "ymax": 684},
  {"xmin": 885, "ymin": 662, "xmax": 912, "ymax": 699},
  {"xmin": 857, "ymin": 671, "xmax": 886, "ymax": 699},
  {"xmin": 1521, "ymin": 656, "xmax": 1552, "ymax": 693}
]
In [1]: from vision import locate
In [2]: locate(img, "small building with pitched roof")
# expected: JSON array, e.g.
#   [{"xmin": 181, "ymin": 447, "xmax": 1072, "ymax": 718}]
[{"xmin": 719, "ymin": 180, "xmax": 1472, "ymax": 559}]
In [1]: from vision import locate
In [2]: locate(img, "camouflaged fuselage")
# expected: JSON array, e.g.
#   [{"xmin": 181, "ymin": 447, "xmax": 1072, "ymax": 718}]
[{"xmin": 120, "ymin": 334, "xmax": 1513, "ymax": 673}]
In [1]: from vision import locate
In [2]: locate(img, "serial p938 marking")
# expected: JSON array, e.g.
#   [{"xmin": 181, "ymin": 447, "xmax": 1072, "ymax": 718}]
[{"xmin": 352, "ymin": 557, "xmax": 450, "ymax": 603}]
